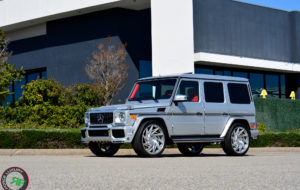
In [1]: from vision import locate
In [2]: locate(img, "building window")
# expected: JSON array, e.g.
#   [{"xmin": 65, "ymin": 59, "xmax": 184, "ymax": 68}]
[
  {"xmin": 2, "ymin": 68, "xmax": 47, "ymax": 105},
  {"xmin": 195, "ymin": 64, "xmax": 287, "ymax": 98},
  {"xmin": 266, "ymin": 74, "xmax": 279, "ymax": 98},
  {"xmin": 250, "ymin": 73, "xmax": 264, "ymax": 98},
  {"xmin": 139, "ymin": 60, "xmax": 152, "ymax": 78},
  {"xmin": 195, "ymin": 67, "xmax": 213, "ymax": 75},
  {"xmin": 233, "ymin": 71, "xmax": 248, "ymax": 79},
  {"xmin": 280, "ymin": 74, "xmax": 286, "ymax": 98}
]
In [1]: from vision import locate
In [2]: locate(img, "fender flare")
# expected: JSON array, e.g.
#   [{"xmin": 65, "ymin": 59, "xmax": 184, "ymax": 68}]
[
  {"xmin": 131, "ymin": 115, "xmax": 170, "ymax": 139},
  {"xmin": 220, "ymin": 117, "xmax": 250, "ymax": 138}
]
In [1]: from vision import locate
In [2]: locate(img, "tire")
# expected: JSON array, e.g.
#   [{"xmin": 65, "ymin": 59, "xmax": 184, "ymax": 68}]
[
  {"xmin": 222, "ymin": 123, "xmax": 250, "ymax": 156},
  {"xmin": 177, "ymin": 143, "xmax": 204, "ymax": 156},
  {"xmin": 132, "ymin": 120, "xmax": 167, "ymax": 157},
  {"xmin": 89, "ymin": 142, "xmax": 120, "ymax": 157}
]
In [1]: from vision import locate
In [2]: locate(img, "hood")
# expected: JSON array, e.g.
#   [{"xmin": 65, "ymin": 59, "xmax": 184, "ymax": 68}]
[{"xmin": 89, "ymin": 102, "xmax": 169, "ymax": 112}]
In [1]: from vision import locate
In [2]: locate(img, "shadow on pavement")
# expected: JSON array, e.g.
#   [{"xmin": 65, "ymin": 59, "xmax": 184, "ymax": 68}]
[{"xmin": 84, "ymin": 153, "xmax": 252, "ymax": 158}]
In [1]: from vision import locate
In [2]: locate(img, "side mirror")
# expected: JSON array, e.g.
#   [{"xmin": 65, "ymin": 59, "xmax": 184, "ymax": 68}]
[{"xmin": 174, "ymin": 95, "xmax": 187, "ymax": 102}]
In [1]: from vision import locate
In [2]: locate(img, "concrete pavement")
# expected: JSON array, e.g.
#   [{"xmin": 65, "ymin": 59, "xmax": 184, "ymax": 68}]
[{"xmin": 0, "ymin": 148, "xmax": 299, "ymax": 190}]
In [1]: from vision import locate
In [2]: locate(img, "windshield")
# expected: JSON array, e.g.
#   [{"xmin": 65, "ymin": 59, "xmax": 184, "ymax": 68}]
[{"xmin": 128, "ymin": 79, "xmax": 177, "ymax": 101}]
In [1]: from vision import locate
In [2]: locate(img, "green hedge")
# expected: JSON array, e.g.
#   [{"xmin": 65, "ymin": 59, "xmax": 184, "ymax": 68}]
[
  {"xmin": 0, "ymin": 129, "xmax": 83, "ymax": 149},
  {"xmin": 0, "ymin": 129, "xmax": 299, "ymax": 149},
  {"xmin": 254, "ymin": 98, "xmax": 300, "ymax": 131},
  {"xmin": 0, "ymin": 104, "xmax": 89, "ymax": 129}
]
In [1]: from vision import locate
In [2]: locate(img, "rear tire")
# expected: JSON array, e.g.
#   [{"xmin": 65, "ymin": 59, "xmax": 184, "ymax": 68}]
[
  {"xmin": 132, "ymin": 120, "xmax": 167, "ymax": 157},
  {"xmin": 89, "ymin": 142, "xmax": 120, "ymax": 157},
  {"xmin": 222, "ymin": 123, "xmax": 250, "ymax": 156},
  {"xmin": 177, "ymin": 143, "xmax": 204, "ymax": 156}
]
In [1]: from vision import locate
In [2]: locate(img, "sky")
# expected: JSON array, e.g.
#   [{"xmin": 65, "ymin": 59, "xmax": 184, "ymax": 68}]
[{"xmin": 236, "ymin": 0, "xmax": 300, "ymax": 11}]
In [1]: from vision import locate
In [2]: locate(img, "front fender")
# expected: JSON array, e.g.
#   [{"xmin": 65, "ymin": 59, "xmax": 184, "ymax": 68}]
[{"xmin": 131, "ymin": 115, "xmax": 171, "ymax": 140}]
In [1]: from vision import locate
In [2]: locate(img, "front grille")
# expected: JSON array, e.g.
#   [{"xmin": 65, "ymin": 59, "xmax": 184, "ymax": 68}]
[
  {"xmin": 81, "ymin": 130, "xmax": 86, "ymax": 138},
  {"xmin": 88, "ymin": 130, "xmax": 109, "ymax": 137},
  {"xmin": 112, "ymin": 130, "xmax": 125, "ymax": 138},
  {"xmin": 90, "ymin": 112, "xmax": 113, "ymax": 124}
]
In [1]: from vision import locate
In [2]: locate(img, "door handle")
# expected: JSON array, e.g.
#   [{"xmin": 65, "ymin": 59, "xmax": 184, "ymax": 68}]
[{"xmin": 196, "ymin": 112, "xmax": 203, "ymax": 116}]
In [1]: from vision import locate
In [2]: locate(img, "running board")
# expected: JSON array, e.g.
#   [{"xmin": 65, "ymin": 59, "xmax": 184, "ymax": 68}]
[{"xmin": 171, "ymin": 137, "xmax": 224, "ymax": 143}]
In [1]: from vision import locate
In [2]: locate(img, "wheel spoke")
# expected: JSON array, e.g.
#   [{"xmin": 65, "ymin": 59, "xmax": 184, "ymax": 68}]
[
  {"xmin": 230, "ymin": 126, "xmax": 249, "ymax": 154},
  {"xmin": 142, "ymin": 124, "xmax": 165, "ymax": 155}
]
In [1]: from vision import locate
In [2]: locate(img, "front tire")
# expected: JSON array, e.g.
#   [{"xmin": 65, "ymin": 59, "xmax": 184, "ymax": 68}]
[
  {"xmin": 132, "ymin": 120, "xmax": 167, "ymax": 157},
  {"xmin": 177, "ymin": 143, "xmax": 204, "ymax": 156},
  {"xmin": 89, "ymin": 142, "xmax": 120, "ymax": 157},
  {"xmin": 222, "ymin": 123, "xmax": 250, "ymax": 156}
]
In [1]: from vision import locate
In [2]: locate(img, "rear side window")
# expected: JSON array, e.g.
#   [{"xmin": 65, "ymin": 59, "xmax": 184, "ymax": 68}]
[
  {"xmin": 228, "ymin": 83, "xmax": 251, "ymax": 104},
  {"xmin": 204, "ymin": 82, "xmax": 224, "ymax": 103}
]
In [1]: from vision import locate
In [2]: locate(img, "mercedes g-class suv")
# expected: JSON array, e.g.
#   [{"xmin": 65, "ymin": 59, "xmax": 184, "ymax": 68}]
[{"xmin": 81, "ymin": 74, "xmax": 259, "ymax": 157}]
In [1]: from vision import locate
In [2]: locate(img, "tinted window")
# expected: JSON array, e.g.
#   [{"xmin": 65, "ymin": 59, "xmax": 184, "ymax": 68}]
[
  {"xmin": 204, "ymin": 82, "xmax": 224, "ymax": 103},
  {"xmin": 228, "ymin": 83, "xmax": 251, "ymax": 104},
  {"xmin": 176, "ymin": 81, "xmax": 199, "ymax": 102}
]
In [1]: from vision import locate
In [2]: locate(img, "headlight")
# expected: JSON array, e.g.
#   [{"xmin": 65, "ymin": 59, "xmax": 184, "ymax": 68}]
[
  {"xmin": 85, "ymin": 113, "xmax": 90, "ymax": 124},
  {"xmin": 114, "ymin": 112, "xmax": 126, "ymax": 124}
]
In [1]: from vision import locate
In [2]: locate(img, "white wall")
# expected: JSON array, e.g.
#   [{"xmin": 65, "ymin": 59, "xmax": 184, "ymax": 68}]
[
  {"xmin": 194, "ymin": 52, "xmax": 300, "ymax": 73},
  {"xmin": 151, "ymin": 0, "xmax": 194, "ymax": 76},
  {"xmin": 0, "ymin": 0, "xmax": 119, "ymax": 30}
]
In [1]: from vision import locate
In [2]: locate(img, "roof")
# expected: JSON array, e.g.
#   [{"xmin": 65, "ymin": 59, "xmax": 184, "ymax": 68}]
[{"xmin": 138, "ymin": 73, "xmax": 249, "ymax": 82}]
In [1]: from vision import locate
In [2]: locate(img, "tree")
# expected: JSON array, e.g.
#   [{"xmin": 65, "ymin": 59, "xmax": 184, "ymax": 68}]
[
  {"xmin": 85, "ymin": 37, "xmax": 129, "ymax": 105},
  {"xmin": 0, "ymin": 30, "xmax": 23, "ymax": 104}
]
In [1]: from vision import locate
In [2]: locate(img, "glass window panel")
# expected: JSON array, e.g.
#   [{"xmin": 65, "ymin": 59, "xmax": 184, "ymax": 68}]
[
  {"xmin": 204, "ymin": 82, "xmax": 224, "ymax": 103},
  {"xmin": 27, "ymin": 73, "xmax": 40, "ymax": 83},
  {"xmin": 195, "ymin": 67, "xmax": 213, "ymax": 75},
  {"xmin": 250, "ymin": 73, "xmax": 264, "ymax": 98},
  {"xmin": 41, "ymin": 71, "xmax": 47, "ymax": 79},
  {"xmin": 215, "ymin": 70, "xmax": 223, "ymax": 76},
  {"xmin": 129, "ymin": 79, "xmax": 176, "ymax": 101},
  {"xmin": 280, "ymin": 74, "xmax": 286, "ymax": 98},
  {"xmin": 224, "ymin": 71, "xmax": 232, "ymax": 76},
  {"xmin": 14, "ymin": 77, "xmax": 26, "ymax": 101},
  {"xmin": 266, "ymin": 74, "xmax": 279, "ymax": 98},
  {"xmin": 233, "ymin": 71, "xmax": 248, "ymax": 79},
  {"xmin": 176, "ymin": 80, "xmax": 199, "ymax": 102},
  {"xmin": 139, "ymin": 60, "xmax": 152, "ymax": 78},
  {"xmin": 228, "ymin": 83, "xmax": 251, "ymax": 104}
]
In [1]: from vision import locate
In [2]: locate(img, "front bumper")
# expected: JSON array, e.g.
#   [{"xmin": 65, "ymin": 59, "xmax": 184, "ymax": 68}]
[
  {"xmin": 81, "ymin": 124, "xmax": 135, "ymax": 144},
  {"xmin": 250, "ymin": 129, "xmax": 259, "ymax": 139}
]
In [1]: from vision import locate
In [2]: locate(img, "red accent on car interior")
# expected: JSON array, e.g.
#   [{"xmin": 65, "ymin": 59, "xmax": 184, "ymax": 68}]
[
  {"xmin": 192, "ymin": 96, "xmax": 199, "ymax": 102},
  {"xmin": 129, "ymin": 84, "xmax": 140, "ymax": 100}
]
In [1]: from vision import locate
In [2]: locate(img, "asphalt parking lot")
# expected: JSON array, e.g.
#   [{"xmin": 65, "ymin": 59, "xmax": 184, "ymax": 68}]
[{"xmin": 0, "ymin": 148, "xmax": 299, "ymax": 190}]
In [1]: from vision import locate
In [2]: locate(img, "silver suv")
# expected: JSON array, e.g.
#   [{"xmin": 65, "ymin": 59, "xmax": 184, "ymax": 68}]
[{"xmin": 81, "ymin": 74, "xmax": 259, "ymax": 157}]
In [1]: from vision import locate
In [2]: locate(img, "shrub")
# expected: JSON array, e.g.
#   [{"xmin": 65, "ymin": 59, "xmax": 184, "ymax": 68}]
[
  {"xmin": 19, "ymin": 79, "xmax": 64, "ymax": 106},
  {"xmin": 257, "ymin": 123, "xmax": 266, "ymax": 133},
  {"xmin": 0, "ymin": 104, "xmax": 89, "ymax": 128},
  {"xmin": 63, "ymin": 83, "xmax": 103, "ymax": 106}
]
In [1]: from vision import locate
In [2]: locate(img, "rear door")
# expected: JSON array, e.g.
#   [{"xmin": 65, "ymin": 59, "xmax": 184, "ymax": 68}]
[{"xmin": 202, "ymin": 80, "xmax": 229, "ymax": 135}]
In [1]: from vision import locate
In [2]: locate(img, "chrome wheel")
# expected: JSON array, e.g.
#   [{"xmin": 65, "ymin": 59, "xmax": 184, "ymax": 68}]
[
  {"xmin": 142, "ymin": 124, "xmax": 165, "ymax": 155},
  {"xmin": 231, "ymin": 126, "xmax": 249, "ymax": 154}
]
